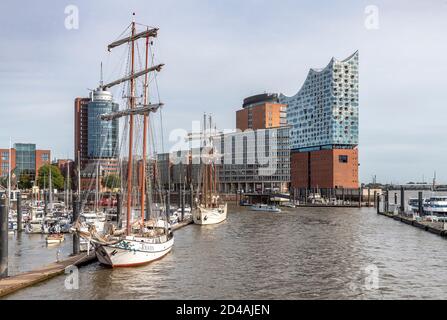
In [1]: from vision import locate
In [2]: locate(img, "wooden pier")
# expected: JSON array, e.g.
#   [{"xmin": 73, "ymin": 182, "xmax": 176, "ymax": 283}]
[
  {"xmin": 172, "ymin": 217, "xmax": 194, "ymax": 231},
  {"xmin": 0, "ymin": 252, "xmax": 96, "ymax": 298}
]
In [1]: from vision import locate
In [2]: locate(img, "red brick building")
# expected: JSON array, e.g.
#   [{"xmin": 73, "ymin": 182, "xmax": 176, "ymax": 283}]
[
  {"xmin": 236, "ymin": 93, "xmax": 287, "ymax": 131},
  {"xmin": 0, "ymin": 145, "xmax": 51, "ymax": 182},
  {"xmin": 290, "ymin": 148, "xmax": 358, "ymax": 189}
]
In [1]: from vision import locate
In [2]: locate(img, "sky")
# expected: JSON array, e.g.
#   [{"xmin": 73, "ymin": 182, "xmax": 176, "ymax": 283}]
[{"xmin": 0, "ymin": 0, "xmax": 446, "ymax": 184}]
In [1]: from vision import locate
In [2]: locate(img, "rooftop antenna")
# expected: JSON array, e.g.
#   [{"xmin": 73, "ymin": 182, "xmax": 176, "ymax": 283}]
[
  {"xmin": 100, "ymin": 62, "xmax": 104, "ymax": 88},
  {"xmin": 433, "ymin": 171, "xmax": 437, "ymax": 190}
]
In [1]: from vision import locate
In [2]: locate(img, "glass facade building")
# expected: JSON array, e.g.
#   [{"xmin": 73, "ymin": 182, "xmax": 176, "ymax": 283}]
[
  {"xmin": 279, "ymin": 51, "xmax": 359, "ymax": 151},
  {"xmin": 14, "ymin": 143, "xmax": 36, "ymax": 178},
  {"xmin": 87, "ymin": 89, "xmax": 119, "ymax": 159}
]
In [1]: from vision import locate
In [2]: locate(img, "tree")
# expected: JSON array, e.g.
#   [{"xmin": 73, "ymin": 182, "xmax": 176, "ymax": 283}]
[
  {"xmin": 0, "ymin": 176, "xmax": 7, "ymax": 188},
  {"xmin": 18, "ymin": 170, "xmax": 34, "ymax": 190},
  {"xmin": 102, "ymin": 174, "xmax": 120, "ymax": 190},
  {"xmin": 37, "ymin": 164, "xmax": 65, "ymax": 190}
]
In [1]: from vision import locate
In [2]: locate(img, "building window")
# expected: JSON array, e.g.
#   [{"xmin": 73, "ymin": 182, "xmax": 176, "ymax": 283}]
[
  {"xmin": 42, "ymin": 153, "xmax": 49, "ymax": 162},
  {"xmin": 339, "ymin": 155, "xmax": 348, "ymax": 163}
]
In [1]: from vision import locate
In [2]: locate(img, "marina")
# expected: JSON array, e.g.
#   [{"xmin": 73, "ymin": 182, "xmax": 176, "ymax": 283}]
[
  {"xmin": 1, "ymin": 1, "xmax": 446, "ymax": 305},
  {"xmin": 3, "ymin": 204, "xmax": 447, "ymax": 299}
]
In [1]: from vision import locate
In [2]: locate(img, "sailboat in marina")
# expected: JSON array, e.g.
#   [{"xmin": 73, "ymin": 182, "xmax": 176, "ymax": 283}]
[
  {"xmin": 193, "ymin": 115, "xmax": 227, "ymax": 225},
  {"xmin": 75, "ymin": 15, "xmax": 174, "ymax": 267}
]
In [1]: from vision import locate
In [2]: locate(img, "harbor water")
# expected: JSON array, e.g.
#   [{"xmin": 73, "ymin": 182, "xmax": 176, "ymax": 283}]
[{"xmin": 4, "ymin": 205, "xmax": 447, "ymax": 299}]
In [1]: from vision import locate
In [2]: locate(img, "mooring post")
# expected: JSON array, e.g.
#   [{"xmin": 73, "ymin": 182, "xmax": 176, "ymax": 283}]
[
  {"xmin": 72, "ymin": 195, "xmax": 80, "ymax": 255},
  {"xmin": 17, "ymin": 192, "xmax": 22, "ymax": 232},
  {"xmin": 180, "ymin": 188, "xmax": 184, "ymax": 221},
  {"xmin": 117, "ymin": 193, "xmax": 122, "ymax": 228},
  {"xmin": 0, "ymin": 195, "xmax": 8, "ymax": 278},
  {"xmin": 376, "ymin": 194, "xmax": 381, "ymax": 214},
  {"xmin": 418, "ymin": 191, "xmax": 423, "ymax": 217},
  {"xmin": 400, "ymin": 186, "xmax": 405, "ymax": 214},
  {"xmin": 383, "ymin": 190, "xmax": 390, "ymax": 213},
  {"xmin": 358, "ymin": 188, "xmax": 362, "ymax": 208},
  {"xmin": 373, "ymin": 191, "xmax": 377, "ymax": 208},
  {"xmin": 43, "ymin": 190, "xmax": 48, "ymax": 217},
  {"xmin": 190, "ymin": 184, "xmax": 194, "ymax": 210}
]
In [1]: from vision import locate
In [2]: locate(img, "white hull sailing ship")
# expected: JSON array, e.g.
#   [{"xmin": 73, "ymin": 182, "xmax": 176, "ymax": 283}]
[
  {"xmin": 193, "ymin": 115, "xmax": 227, "ymax": 225},
  {"xmin": 76, "ymin": 14, "xmax": 173, "ymax": 267},
  {"xmin": 194, "ymin": 203, "xmax": 227, "ymax": 225},
  {"xmin": 96, "ymin": 233, "xmax": 174, "ymax": 267}
]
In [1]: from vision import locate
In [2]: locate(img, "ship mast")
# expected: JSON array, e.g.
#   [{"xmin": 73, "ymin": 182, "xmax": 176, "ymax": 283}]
[
  {"xmin": 100, "ymin": 14, "xmax": 163, "ymax": 234},
  {"xmin": 141, "ymin": 28, "xmax": 149, "ymax": 224},
  {"xmin": 126, "ymin": 19, "xmax": 136, "ymax": 235}
]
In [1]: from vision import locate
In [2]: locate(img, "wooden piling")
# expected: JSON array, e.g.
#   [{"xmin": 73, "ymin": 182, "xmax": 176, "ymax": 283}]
[
  {"xmin": 418, "ymin": 191, "xmax": 423, "ymax": 216},
  {"xmin": 376, "ymin": 194, "xmax": 381, "ymax": 214},
  {"xmin": 400, "ymin": 187, "xmax": 405, "ymax": 214},
  {"xmin": 17, "ymin": 192, "xmax": 22, "ymax": 233},
  {"xmin": 0, "ymin": 195, "xmax": 8, "ymax": 278},
  {"xmin": 72, "ymin": 195, "xmax": 80, "ymax": 255}
]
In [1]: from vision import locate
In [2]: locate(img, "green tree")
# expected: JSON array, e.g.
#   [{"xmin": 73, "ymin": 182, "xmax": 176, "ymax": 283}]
[
  {"xmin": 37, "ymin": 164, "xmax": 65, "ymax": 190},
  {"xmin": 0, "ymin": 176, "xmax": 7, "ymax": 188},
  {"xmin": 18, "ymin": 170, "xmax": 33, "ymax": 190},
  {"xmin": 102, "ymin": 174, "xmax": 120, "ymax": 190}
]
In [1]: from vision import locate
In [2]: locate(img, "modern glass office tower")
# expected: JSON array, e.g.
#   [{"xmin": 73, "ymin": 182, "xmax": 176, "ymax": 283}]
[
  {"xmin": 87, "ymin": 88, "xmax": 119, "ymax": 159},
  {"xmin": 279, "ymin": 52, "xmax": 359, "ymax": 189},
  {"xmin": 14, "ymin": 143, "xmax": 36, "ymax": 177},
  {"xmin": 0, "ymin": 143, "xmax": 51, "ymax": 181}
]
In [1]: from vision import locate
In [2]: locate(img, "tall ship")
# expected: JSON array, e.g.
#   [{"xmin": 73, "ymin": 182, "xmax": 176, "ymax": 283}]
[
  {"xmin": 75, "ymin": 14, "xmax": 174, "ymax": 267},
  {"xmin": 193, "ymin": 115, "xmax": 227, "ymax": 225}
]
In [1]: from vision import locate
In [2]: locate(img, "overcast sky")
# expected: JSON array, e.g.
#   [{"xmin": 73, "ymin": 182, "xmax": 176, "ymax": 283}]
[{"xmin": 0, "ymin": 0, "xmax": 446, "ymax": 184}]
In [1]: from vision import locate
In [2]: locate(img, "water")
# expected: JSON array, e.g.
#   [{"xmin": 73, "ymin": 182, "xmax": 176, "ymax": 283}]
[
  {"xmin": 4, "ymin": 205, "xmax": 447, "ymax": 299},
  {"xmin": 7, "ymin": 233, "xmax": 73, "ymax": 276}
]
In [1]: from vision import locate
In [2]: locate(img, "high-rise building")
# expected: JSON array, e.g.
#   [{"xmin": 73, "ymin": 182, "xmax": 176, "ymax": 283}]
[
  {"xmin": 0, "ymin": 144, "xmax": 50, "ymax": 181},
  {"xmin": 236, "ymin": 93, "xmax": 287, "ymax": 131},
  {"xmin": 74, "ymin": 97, "xmax": 90, "ymax": 168},
  {"xmin": 74, "ymin": 88, "xmax": 119, "ymax": 191},
  {"xmin": 279, "ymin": 51, "xmax": 359, "ymax": 189},
  {"xmin": 87, "ymin": 89, "xmax": 119, "ymax": 159}
]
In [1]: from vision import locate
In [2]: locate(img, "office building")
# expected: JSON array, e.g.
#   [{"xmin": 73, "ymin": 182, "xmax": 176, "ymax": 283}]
[
  {"xmin": 0, "ymin": 143, "xmax": 50, "ymax": 181},
  {"xmin": 236, "ymin": 93, "xmax": 287, "ymax": 131},
  {"xmin": 214, "ymin": 126, "xmax": 290, "ymax": 193},
  {"xmin": 74, "ymin": 88, "xmax": 119, "ymax": 191}
]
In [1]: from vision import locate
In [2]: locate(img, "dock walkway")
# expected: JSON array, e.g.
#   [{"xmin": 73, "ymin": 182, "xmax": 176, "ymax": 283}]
[
  {"xmin": 0, "ymin": 252, "xmax": 96, "ymax": 298},
  {"xmin": 378, "ymin": 212, "xmax": 447, "ymax": 238}
]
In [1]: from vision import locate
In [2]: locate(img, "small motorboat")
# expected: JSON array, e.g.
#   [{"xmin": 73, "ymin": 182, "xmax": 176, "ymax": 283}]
[
  {"xmin": 46, "ymin": 233, "xmax": 65, "ymax": 244},
  {"xmin": 281, "ymin": 202, "xmax": 297, "ymax": 208},
  {"xmin": 250, "ymin": 204, "xmax": 281, "ymax": 213}
]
